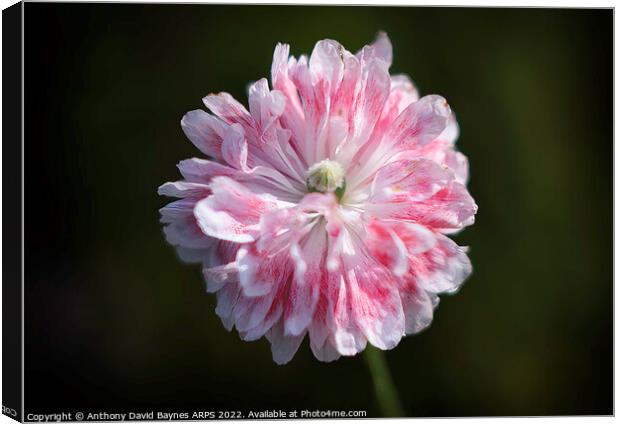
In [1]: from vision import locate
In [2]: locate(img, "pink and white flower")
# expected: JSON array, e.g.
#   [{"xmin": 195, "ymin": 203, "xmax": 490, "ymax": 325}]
[{"xmin": 159, "ymin": 33, "xmax": 477, "ymax": 364}]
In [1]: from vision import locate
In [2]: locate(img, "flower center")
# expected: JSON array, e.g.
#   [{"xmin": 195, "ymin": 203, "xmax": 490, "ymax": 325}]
[{"xmin": 306, "ymin": 159, "xmax": 346, "ymax": 198}]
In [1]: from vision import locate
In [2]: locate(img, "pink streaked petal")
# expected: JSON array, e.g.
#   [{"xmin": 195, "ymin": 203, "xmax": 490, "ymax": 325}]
[
  {"xmin": 399, "ymin": 280, "xmax": 437, "ymax": 335},
  {"xmin": 405, "ymin": 181, "xmax": 477, "ymax": 230},
  {"xmin": 283, "ymin": 228, "xmax": 326, "ymax": 336},
  {"xmin": 355, "ymin": 76, "xmax": 416, "ymax": 169},
  {"xmin": 369, "ymin": 158, "xmax": 453, "ymax": 204},
  {"xmin": 365, "ymin": 219, "xmax": 410, "ymax": 277},
  {"xmin": 241, "ymin": 303, "xmax": 283, "ymax": 342},
  {"xmin": 159, "ymin": 198, "xmax": 214, "ymax": 249},
  {"xmin": 203, "ymin": 241, "xmax": 240, "ymax": 293},
  {"xmin": 256, "ymin": 193, "xmax": 336, "ymax": 257},
  {"xmin": 437, "ymin": 112, "xmax": 460, "ymax": 144},
  {"xmin": 390, "ymin": 74, "xmax": 419, "ymax": 112},
  {"xmin": 393, "ymin": 221, "xmax": 437, "ymax": 255},
  {"xmin": 372, "ymin": 31, "xmax": 393, "ymax": 66},
  {"xmin": 357, "ymin": 31, "xmax": 393, "ymax": 67},
  {"xmin": 310, "ymin": 337, "xmax": 341, "ymax": 363},
  {"xmin": 266, "ymin": 320, "xmax": 306, "ymax": 365},
  {"xmin": 307, "ymin": 294, "xmax": 329, "ymax": 351},
  {"xmin": 233, "ymin": 288, "xmax": 277, "ymax": 333},
  {"xmin": 383, "ymin": 94, "xmax": 452, "ymax": 151},
  {"xmin": 338, "ymin": 59, "xmax": 391, "ymax": 164},
  {"xmin": 248, "ymin": 78, "xmax": 286, "ymax": 135},
  {"xmin": 236, "ymin": 245, "xmax": 292, "ymax": 297},
  {"xmin": 412, "ymin": 142, "xmax": 470, "ymax": 186},
  {"xmin": 255, "ymin": 127, "xmax": 307, "ymax": 183},
  {"xmin": 241, "ymin": 163, "xmax": 305, "ymax": 196},
  {"xmin": 388, "ymin": 143, "xmax": 469, "ymax": 187},
  {"xmin": 329, "ymin": 51, "xmax": 361, "ymax": 153},
  {"xmin": 157, "ymin": 181, "xmax": 210, "ymax": 199},
  {"xmin": 181, "ymin": 109, "xmax": 227, "ymax": 160},
  {"xmin": 159, "ymin": 198, "xmax": 196, "ymax": 223},
  {"xmin": 255, "ymin": 208, "xmax": 291, "ymax": 251},
  {"xmin": 194, "ymin": 177, "xmax": 278, "ymax": 243},
  {"xmin": 365, "ymin": 158, "xmax": 476, "ymax": 231},
  {"xmin": 410, "ymin": 233, "xmax": 472, "ymax": 294},
  {"xmin": 271, "ymin": 44, "xmax": 307, "ymax": 155},
  {"xmin": 309, "ymin": 39, "xmax": 345, "ymax": 98},
  {"xmin": 290, "ymin": 57, "xmax": 329, "ymax": 163},
  {"xmin": 326, "ymin": 228, "xmax": 346, "ymax": 272},
  {"xmin": 177, "ymin": 158, "xmax": 238, "ymax": 183},
  {"xmin": 327, "ymin": 274, "xmax": 368, "ymax": 356},
  {"xmin": 204, "ymin": 260, "xmax": 238, "ymax": 293},
  {"xmin": 355, "ymin": 60, "xmax": 392, "ymax": 142},
  {"xmin": 240, "ymin": 280, "xmax": 286, "ymax": 341},
  {"xmin": 416, "ymin": 145, "xmax": 469, "ymax": 187},
  {"xmin": 401, "ymin": 114, "xmax": 467, "ymax": 184},
  {"xmin": 307, "ymin": 294, "xmax": 342, "ymax": 362},
  {"xmin": 203, "ymin": 92, "xmax": 255, "ymax": 133},
  {"xmin": 215, "ymin": 282, "xmax": 242, "ymax": 331},
  {"xmin": 343, "ymin": 255, "xmax": 406, "ymax": 350},
  {"xmin": 443, "ymin": 150, "xmax": 469, "ymax": 185},
  {"xmin": 296, "ymin": 191, "xmax": 339, "ymax": 214},
  {"xmin": 163, "ymin": 220, "xmax": 213, "ymax": 249},
  {"xmin": 325, "ymin": 116, "xmax": 349, "ymax": 159},
  {"xmin": 179, "ymin": 157, "xmax": 303, "ymax": 202},
  {"xmin": 357, "ymin": 219, "xmax": 437, "ymax": 277},
  {"xmin": 221, "ymin": 123, "xmax": 249, "ymax": 169}
]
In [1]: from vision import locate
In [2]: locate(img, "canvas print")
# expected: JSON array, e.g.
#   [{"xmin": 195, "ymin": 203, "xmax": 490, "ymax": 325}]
[{"xmin": 2, "ymin": 2, "xmax": 613, "ymax": 421}]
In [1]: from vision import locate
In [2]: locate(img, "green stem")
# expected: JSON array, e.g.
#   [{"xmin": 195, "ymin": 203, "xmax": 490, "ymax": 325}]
[{"xmin": 363, "ymin": 345, "xmax": 405, "ymax": 417}]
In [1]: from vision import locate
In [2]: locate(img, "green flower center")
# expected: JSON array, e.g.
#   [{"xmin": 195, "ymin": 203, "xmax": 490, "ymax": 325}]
[{"xmin": 306, "ymin": 159, "xmax": 346, "ymax": 199}]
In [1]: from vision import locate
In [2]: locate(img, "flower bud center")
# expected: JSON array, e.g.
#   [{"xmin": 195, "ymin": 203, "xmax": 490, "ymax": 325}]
[{"xmin": 306, "ymin": 159, "xmax": 346, "ymax": 195}]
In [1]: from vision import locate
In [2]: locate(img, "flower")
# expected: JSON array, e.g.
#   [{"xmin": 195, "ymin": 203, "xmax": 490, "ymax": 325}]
[{"xmin": 159, "ymin": 32, "xmax": 477, "ymax": 364}]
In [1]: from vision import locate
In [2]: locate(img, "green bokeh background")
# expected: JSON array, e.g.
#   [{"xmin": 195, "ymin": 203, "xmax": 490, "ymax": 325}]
[{"xmin": 25, "ymin": 4, "xmax": 612, "ymax": 417}]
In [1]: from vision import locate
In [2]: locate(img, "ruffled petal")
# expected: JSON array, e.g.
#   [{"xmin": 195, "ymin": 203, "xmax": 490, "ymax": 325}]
[
  {"xmin": 367, "ymin": 159, "xmax": 476, "ymax": 231},
  {"xmin": 181, "ymin": 109, "xmax": 227, "ymax": 160},
  {"xmin": 283, "ymin": 228, "xmax": 325, "ymax": 336},
  {"xmin": 221, "ymin": 123, "xmax": 249, "ymax": 169},
  {"xmin": 383, "ymin": 94, "xmax": 452, "ymax": 151},
  {"xmin": 405, "ymin": 181, "xmax": 477, "ymax": 231},
  {"xmin": 271, "ymin": 43, "xmax": 306, "ymax": 152},
  {"xmin": 399, "ymin": 280, "xmax": 437, "ymax": 334},
  {"xmin": 203, "ymin": 92, "xmax": 255, "ymax": 132},
  {"xmin": 336, "ymin": 59, "xmax": 391, "ymax": 164},
  {"xmin": 158, "ymin": 196, "xmax": 215, "ymax": 260},
  {"xmin": 364, "ymin": 219, "xmax": 409, "ymax": 276},
  {"xmin": 233, "ymin": 288, "xmax": 277, "ymax": 333},
  {"xmin": 343, "ymin": 254, "xmax": 405, "ymax": 351},
  {"xmin": 310, "ymin": 337, "xmax": 341, "ymax": 362},
  {"xmin": 374, "ymin": 75, "xmax": 420, "ymax": 137},
  {"xmin": 157, "ymin": 181, "xmax": 210, "ymax": 199},
  {"xmin": 266, "ymin": 320, "xmax": 306, "ymax": 365},
  {"xmin": 194, "ymin": 177, "xmax": 278, "ymax": 243},
  {"xmin": 409, "ymin": 233, "xmax": 472, "ymax": 294},
  {"xmin": 248, "ymin": 78, "xmax": 286, "ymax": 132},
  {"xmin": 236, "ymin": 245, "xmax": 292, "ymax": 297},
  {"xmin": 369, "ymin": 158, "xmax": 452, "ymax": 203},
  {"xmin": 389, "ymin": 74, "xmax": 419, "ymax": 112},
  {"xmin": 370, "ymin": 31, "xmax": 393, "ymax": 66},
  {"xmin": 365, "ymin": 219, "xmax": 436, "ymax": 277},
  {"xmin": 404, "ymin": 114, "xmax": 468, "ymax": 184},
  {"xmin": 309, "ymin": 40, "xmax": 345, "ymax": 98},
  {"xmin": 327, "ymin": 273, "xmax": 368, "ymax": 356},
  {"xmin": 215, "ymin": 282, "xmax": 242, "ymax": 331},
  {"xmin": 177, "ymin": 158, "xmax": 237, "ymax": 183}
]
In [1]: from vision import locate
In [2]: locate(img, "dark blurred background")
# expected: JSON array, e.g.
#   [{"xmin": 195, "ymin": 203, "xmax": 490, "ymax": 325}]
[{"xmin": 24, "ymin": 4, "xmax": 612, "ymax": 417}]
